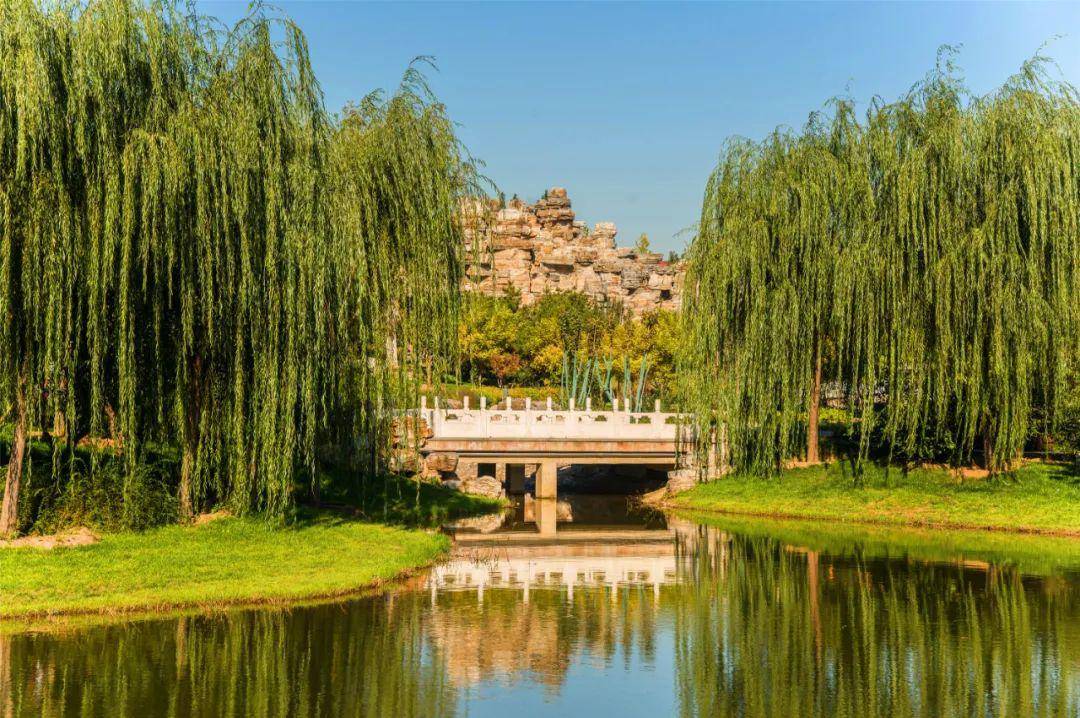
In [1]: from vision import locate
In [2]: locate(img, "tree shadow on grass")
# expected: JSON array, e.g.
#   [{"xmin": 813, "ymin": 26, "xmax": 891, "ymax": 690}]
[
  {"xmin": 303, "ymin": 468, "xmax": 504, "ymax": 529},
  {"xmin": 1042, "ymin": 459, "xmax": 1080, "ymax": 488}
]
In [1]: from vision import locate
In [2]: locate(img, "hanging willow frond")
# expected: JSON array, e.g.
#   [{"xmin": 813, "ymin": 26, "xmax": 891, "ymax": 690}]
[{"xmin": 325, "ymin": 61, "xmax": 485, "ymax": 479}]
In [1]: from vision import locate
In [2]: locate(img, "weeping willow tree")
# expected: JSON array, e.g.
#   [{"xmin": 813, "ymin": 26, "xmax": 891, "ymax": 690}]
[
  {"xmin": 0, "ymin": 0, "xmax": 91, "ymax": 533},
  {"xmin": 0, "ymin": 0, "xmax": 479, "ymax": 534},
  {"xmin": 867, "ymin": 54, "xmax": 1080, "ymax": 472},
  {"xmin": 681, "ymin": 102, "xmax": 870, "ymax": 474},
  {"xmin": 682, "ymin": 50, "xmax": 1080, "ymax": 477},
  {"xmin": 325, "ymin": 67, "xmax": 482, "ymax": 496}
]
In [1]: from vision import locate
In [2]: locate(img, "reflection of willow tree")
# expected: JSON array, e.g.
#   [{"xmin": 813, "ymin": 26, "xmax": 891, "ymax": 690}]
[
  {"xmin": 0, "ymin": 584, "xmax": 672, "ymax": 714},
  {"xmin": 1, "ymin": 600, "xmax": 458, "ymax": 717},
  {"xmin": 672, "ymin": 527, "xmax": 1080, "ymax": 718},
  {"xmin": 426, "ymin": 584, "xmax": 665, "ymax": 691}
]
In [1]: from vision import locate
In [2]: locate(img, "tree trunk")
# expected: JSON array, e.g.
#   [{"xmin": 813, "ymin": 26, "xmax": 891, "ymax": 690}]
[
  {"xmin": 179, "ymin": 356, "xmax": 203, "ymax": 522},
  {"xmin": 52, "ymin": 408, "xmax": 66, "ymax": 441},
  {"xmin": 807, "ymin": 343, "xmax": 823, "ymax": 464},
  {"xmin": 981, "ymin": 429, "xmax": 997, "ymax": 474},
  {"xmin": 52, "ymin": 375, "xmax": 68, "ymax": 441},
  {"xmin": 104, "ymin": 403, "xmax": 120, "ymax": 448},
  {"xmin": 179, "ymin": 442, "xmax": 195, "ymax": 522},
  {"xmin": 0, "ymin": 386, "xmax": 27, "ymax": 537}
]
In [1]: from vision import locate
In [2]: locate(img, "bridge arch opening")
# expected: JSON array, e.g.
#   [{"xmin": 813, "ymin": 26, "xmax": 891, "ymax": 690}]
[{"xmin": 497, "ymin": 462, "xmax": 672, "ymax": 497}]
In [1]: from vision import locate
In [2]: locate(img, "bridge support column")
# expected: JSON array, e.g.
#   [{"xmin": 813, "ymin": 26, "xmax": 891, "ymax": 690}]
[
  {"xmin": 534, "ymin": 498, "xmax": 557, "ymax": 537},
  {"xmin": 506, "ymin": 464, "xmax": 526, "ymax": 494},
  {"xmin": 536, "ymin": 460, "xmax": 558, "ymax": 500}
]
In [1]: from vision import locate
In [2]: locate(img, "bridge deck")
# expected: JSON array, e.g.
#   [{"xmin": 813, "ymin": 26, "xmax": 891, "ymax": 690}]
[{"xmin": 421, "ymin": 437, "xmax": 676, "ymax": 463}]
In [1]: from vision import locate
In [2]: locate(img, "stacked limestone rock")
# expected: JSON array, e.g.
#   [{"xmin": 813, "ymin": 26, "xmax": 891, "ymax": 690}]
[
  {"xmin": 421, "ymin": 450, "xmax": 508, "ymax": 500},
  {"xmin": 463, "ymin": 187, "xmax": 683, "ymax": 316}
]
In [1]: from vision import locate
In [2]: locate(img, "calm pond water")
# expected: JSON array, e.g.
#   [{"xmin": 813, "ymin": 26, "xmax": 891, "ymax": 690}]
[{"xmin": 3, "ymin": 494, "xmax": 1080, "ymax": 717}]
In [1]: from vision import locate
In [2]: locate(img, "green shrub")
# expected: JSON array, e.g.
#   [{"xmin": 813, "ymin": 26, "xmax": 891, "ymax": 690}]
[
  {"xmin": 2, "ymin": 438, "xmax": 179, "ymax": 534},
  {"xmin": 458, "ymin": 291, "xmax": 679, "ymax": 398}
]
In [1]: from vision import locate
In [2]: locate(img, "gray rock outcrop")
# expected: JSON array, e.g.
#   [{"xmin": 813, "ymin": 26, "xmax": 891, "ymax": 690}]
[{"xmin": 463, "ymin": 188, "xmax": 684, "ymax": 316}]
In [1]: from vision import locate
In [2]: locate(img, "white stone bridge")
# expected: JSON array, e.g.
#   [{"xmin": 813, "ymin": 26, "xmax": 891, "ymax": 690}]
[{"xmin": 419, "ymin": 396, "xmax": 682, "ymax": 500}]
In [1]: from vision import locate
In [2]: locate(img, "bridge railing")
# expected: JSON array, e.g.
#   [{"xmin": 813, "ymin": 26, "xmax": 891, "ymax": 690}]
[{"xmin": 421, "ymin": 396, "xmax": 681, "ymax": 441}]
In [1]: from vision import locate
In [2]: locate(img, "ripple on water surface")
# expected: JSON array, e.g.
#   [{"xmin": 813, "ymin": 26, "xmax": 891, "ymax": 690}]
[{"xmin": 4, "ymin": 494, "xmax": 1080, "ymax": 718}]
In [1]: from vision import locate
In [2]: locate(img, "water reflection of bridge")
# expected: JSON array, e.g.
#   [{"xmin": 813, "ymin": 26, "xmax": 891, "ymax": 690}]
[
  {"xmin": 430, "ymin": 536, "xmax": 679, "ymax": 600},
  {"xmin": 450, "ymin": 493, "xmax": 671, "ymax": 538}
]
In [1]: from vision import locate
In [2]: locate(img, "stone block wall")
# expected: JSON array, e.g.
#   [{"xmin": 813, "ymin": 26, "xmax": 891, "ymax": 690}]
[{"xmin": 463, "ymin": 187, "xmax": 684, "ymax": 316}]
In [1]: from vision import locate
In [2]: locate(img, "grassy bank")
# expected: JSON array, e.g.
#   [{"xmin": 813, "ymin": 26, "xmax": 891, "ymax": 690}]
[
  {"xmin": 0, "ymin": 482, "xmax": 502, "ymax": 620},
  {"xmin": 668, "ymin": 461, "xmax": 1080, "ymax": 536},
  {"xmin": 672, "ymin": 512, "xmax": 1080, "ymax": 577}
]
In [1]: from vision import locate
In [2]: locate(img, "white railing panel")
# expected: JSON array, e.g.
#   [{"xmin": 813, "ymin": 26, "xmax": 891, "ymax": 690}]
[{"xmin": 423, "ymin": 402, "xmax": 681, "ymax": 442}]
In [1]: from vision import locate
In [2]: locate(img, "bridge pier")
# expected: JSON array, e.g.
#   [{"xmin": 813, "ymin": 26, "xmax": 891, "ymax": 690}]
[
  {"xmin": 536, "ymin": 460, "xmax": 558, "ymax": 499},
  {"xmin": 534, "ymin": 497, "xmax": 557, "ymax": 536}
]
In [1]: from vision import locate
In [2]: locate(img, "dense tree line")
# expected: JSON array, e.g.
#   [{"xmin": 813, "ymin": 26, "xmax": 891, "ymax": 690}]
[
  {"xmin": 458, "ymin": 291, "xmax": 679, "ymax": 399},
  {"xmin": 682, "ymin": 51, "xmax": 1080, "ymax": 476},
  {"xmin": 0, "ymin": 0, "xmax": 478, "ymax": 534}
]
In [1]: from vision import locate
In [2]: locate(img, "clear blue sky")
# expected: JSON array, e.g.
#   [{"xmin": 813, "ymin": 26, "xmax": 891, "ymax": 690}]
[{"xmin": 204, "ymin": 1, "xmax": 1080, "ymax": 253}]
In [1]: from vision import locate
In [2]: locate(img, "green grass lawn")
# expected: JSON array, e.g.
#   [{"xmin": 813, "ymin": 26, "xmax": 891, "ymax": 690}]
[
  {"xmin": 669, "ymin": 461, "xmax": 1080, "ymax": 536},
  {"xmin": 0, "ymin": 512, "xmax": 451, "ymax": 619},
  {"xmin": 0, "ymin": 473, "xmax": 505, "ymax": 621}
]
